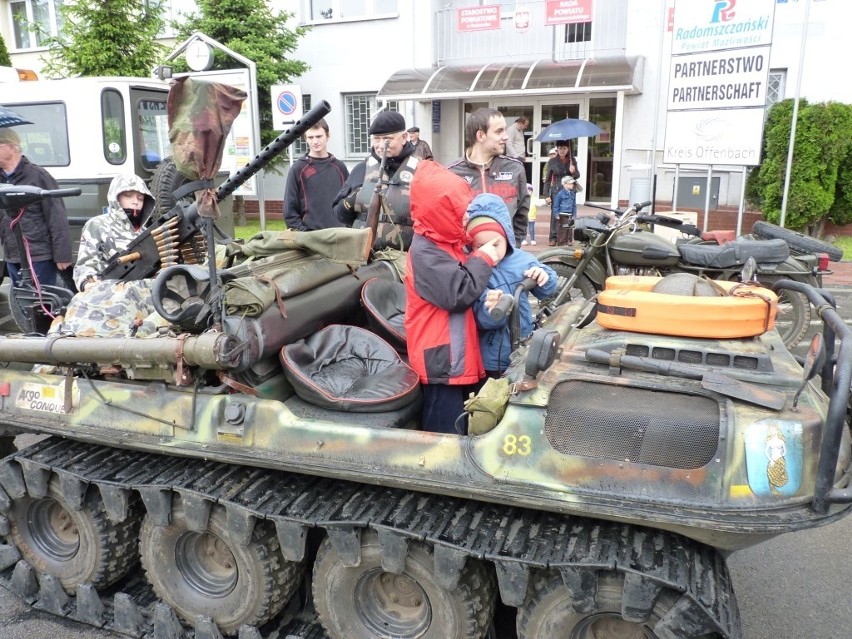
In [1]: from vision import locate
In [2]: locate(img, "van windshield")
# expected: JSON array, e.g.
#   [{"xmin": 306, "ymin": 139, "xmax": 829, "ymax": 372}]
[{"xmin": 136, "ymin": 95, "xmax": 170, "ymax": 172}]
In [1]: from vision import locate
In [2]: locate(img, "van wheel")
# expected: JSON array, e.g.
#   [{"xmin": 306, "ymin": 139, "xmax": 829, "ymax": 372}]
[
  {"xmin": 150, "ymin": 157, "xmax": 194, "ymax": 222},
  {"xmin": 313, "ymin": 530, "xmax": 495, "ymax": 639}
]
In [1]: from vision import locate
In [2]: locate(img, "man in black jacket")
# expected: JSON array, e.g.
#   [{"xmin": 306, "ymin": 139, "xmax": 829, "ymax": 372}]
[
  {"xmin": 283, "ymin": 118, "xmax": 349, "ymax": 231},
  {"xmin": 333, "ymin": 111, "xmax": 420, "ymax": 250},
  {"xmin": 0, "ymin": 128, "xmax": 72, "ymax": 287}
]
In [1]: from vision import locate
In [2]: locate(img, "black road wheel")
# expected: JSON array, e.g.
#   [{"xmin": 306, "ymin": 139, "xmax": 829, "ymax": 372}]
[
  {"xmin": 150, "ymin": 156, "xmax": 194, "ymax": 223},
  {"xmin": 751, "ymin": 220, "xmax": 844, "ymax": 262},
  {"xmin": 517, "ymin": 572, "xmax": 712, "ymax": 639},
  {"xmin": 313, "ymin": 530, "xmax": 495, "ymax": 639},
  {"xmin": 139, "ymin": 496, "xmax": 303, "ymax": 635},
  {"xmin": 543, "ymin": 262, "xmax": 598, "ymax": 307},
  {"xmin": 7, "ymin": 476, "xmax": 141, "ymax": 593},
  {"xmin": 749, "ymin": 275, "xmax": 812, "ymax": 350}
]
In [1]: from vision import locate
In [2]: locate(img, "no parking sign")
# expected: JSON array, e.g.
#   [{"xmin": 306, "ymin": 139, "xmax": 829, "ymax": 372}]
[{"xmin": 271, "ymin": 84, "xmax": 303, "ymax": 130}]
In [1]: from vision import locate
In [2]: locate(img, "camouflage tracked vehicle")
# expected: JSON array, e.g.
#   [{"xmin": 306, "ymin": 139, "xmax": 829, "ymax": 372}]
[{"xmin": 0, "ymin": 106, "xmax": 849, "ymax": 639}]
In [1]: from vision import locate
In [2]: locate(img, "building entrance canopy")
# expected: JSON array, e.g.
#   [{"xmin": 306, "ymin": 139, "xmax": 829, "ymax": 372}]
[{"xmin": 377, "ymin": 56, "xmax": 643, "ymax": 101}]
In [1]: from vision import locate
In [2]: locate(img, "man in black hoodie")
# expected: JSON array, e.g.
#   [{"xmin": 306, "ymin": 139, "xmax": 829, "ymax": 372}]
[
  {"xmin": 333, "ymin": 111, "xmax": 421, "ymax": 250},
  {"xmin": 283, "ymin": 118, "xmax": 349, "ymax": 231}
]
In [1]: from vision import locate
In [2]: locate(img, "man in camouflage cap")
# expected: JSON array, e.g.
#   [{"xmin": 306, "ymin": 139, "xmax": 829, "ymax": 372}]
[{"xmin": 332, "ymin": 110, "xmax": 421, "ymax": 251}]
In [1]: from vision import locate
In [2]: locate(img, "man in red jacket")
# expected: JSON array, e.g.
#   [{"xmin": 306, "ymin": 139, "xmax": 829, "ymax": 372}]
[{"xmin": 405, "ymin": 161, "xmax": 501, "ymax": 434}]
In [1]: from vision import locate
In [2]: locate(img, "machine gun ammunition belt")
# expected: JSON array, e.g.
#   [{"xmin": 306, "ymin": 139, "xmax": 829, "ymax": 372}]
[{"xmin": 0, "ymin": 436, "xmax": 739, "ymax": 638}]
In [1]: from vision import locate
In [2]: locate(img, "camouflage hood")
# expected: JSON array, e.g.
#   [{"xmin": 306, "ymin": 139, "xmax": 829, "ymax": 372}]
[{"xmin": 106, "ymin": 173, "xmax": 155, "ymax": 223}]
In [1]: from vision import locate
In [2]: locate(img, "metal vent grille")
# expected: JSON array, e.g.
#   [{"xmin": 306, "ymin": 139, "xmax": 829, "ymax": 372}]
[
  {"xmin": 545, "ymin": 381, "xmax": 720, "ymax": 469},
  {"xmin": 626, "ymin": 344, "xmax": 649, "ymax": 357},
  {"xmin": 733, "ymin": 356, "xmax": 758, "ymax": 370},
  {"xmin": 652, "ymin": 347, "xmax": 676, "ymax": 361},
  {"xmin": 677, "ymin": 350, "xmax": 703, "ymax": 364},
  {"xmin": 618, "ymin": 344, "xmax": 761, "ymax": 372},
  {"xmin": 706, "ymin": 353, "xmax": 730, "ymax": 367}
]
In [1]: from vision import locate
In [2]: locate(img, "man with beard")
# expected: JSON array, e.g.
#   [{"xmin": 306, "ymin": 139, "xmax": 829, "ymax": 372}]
[{"xmin": 333, "ymin": 110, "xmax": 421, "ymax": 250}]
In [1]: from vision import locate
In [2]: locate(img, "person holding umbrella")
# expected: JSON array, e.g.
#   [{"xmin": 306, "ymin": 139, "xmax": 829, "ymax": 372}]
[{"xmin": 543, "ymin": 140, "xmax": 580, "ymax": 246}]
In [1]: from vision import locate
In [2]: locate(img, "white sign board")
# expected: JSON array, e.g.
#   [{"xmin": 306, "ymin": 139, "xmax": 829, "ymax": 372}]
[
  {"xmin": 671, "ymin": 0, "xmax": 775, "ymax": 55},
  {"xmin": 668, "ymin": 46, "xmax": 770, "ymax": 111},
  {"xmin": 663, "ymin": 108, "xmax": 765, "ymax": 166},
  {"xmin": 272, "ymin": 84, "xmax": 303, "ymax": 130}
]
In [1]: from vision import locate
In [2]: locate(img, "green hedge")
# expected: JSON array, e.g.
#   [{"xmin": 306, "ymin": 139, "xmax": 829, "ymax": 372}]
[{"xmin": 747, "ymin": 100, "xmax": 852, "ymax": 237}]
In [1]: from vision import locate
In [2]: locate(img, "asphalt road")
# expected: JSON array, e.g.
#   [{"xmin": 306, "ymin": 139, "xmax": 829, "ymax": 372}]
[{"xmin": 0, "ymin": 284, "xmax": 851, "ymax": 638}]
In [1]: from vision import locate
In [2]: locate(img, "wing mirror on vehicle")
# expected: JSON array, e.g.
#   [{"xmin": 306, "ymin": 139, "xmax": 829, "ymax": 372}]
[{"xmin": 792, "ymin": 333, "xmax": 826, "ymax": 409}]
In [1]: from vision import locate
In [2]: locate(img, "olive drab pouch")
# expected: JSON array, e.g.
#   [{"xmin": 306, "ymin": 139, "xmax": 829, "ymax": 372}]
[{"xmin": 464, "ymin": 377, "xmax": 510, "ymax": 436}]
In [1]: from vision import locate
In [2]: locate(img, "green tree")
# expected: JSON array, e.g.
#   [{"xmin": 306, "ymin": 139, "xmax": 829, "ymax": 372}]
[
  {"xmin": 39, "ymin": 0, "xmax": 166, "ymax": 78},
  {"xmin": 747, "ymin": 99, "xmax": 852, "ymax": 237},
  {"xmin": 172, "ymin": 0, "xmax": 309, "ymax": 147},
  {"xmin": 0, "ymin": 35, "xmax": 11, "ymax": 67}
]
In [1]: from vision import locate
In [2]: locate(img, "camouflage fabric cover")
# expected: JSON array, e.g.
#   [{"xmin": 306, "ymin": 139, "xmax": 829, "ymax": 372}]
[
  {"xmin": 48, "ymin": 279, "xmax": 169, "ymax": 338},
  {"xmin": 73, "ymin": 174, "xmax": 155, "ymax": 290},
  {"xmin": 167, "ymin": 77, "xmax": 247, "ymax": 219}
]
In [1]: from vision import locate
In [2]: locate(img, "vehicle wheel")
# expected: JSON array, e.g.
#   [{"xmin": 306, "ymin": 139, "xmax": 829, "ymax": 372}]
[
  {"xmin": 313, "ymin": 530, "xmax": 495, "ymax": 639},
  {"xmin": 751, "ymin": 221, "xmax": 844, "ymax": 262},
  {"xmin": 139, "ymin": 496, "xmax": 303, "ymax": 635},
  {"xmin": 150, "ymin": 156, "xmax": 194, "ymax": 223},
  {"xmin": 7, "ymin": 475, "xmax": 141, "ymax": 593},
  {"xmin": 544, "ymin": 262, "xmax": 598, "ymax": 307},
  {"xmin": 774, "ymin": 288, "xmax": 811, "ymax": 349},
  {"xmin": 517, "ymin": 571, "xmax": 716, "ymax": 639}
]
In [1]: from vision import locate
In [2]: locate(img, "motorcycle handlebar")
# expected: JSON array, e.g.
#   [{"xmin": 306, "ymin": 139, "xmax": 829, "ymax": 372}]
[
  {"xmin": 489, "ymin": 277, "xmax": 539, "ymax": 322},
  {"xmin": 0, "ymin": 185, "xmax": 82, "ymax": 210}
]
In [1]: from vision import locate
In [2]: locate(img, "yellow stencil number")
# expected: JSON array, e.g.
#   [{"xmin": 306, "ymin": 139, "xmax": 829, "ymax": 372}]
[{"xmin": 502, "ymin": 434, "xmax": 532, "ymax": 456}]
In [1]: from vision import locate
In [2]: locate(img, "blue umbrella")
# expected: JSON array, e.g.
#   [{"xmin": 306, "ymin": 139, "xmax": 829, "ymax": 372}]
[
  {"xmin": 0, "ymin": 105, "xmax": 32, "ymax": 128},
  {"xmin": 535, "ymin": 118, "xmax": 603, "ymax": 143}
]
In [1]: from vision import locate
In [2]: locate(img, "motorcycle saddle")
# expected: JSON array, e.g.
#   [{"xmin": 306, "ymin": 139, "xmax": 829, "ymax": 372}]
[{"xmin": 678, "ymin": 238, "xmax": 789, "ymax": 269}]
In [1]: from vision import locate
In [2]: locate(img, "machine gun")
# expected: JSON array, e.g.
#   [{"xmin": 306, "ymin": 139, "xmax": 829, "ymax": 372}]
[{"xmin": 100, "ymin": 100, "xmax": 332, "ymax": 282}]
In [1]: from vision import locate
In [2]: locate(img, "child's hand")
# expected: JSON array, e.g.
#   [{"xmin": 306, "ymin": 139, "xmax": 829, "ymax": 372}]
[
  {"xmin": 524, "ymin": 266, "xmax": 549, "ymax": 287},
  {"xmin": 477, "ymin": 236, "xmax": 502, "ymax": 263},
  {"xmin": 484, "ymin": 289, "xmax": 504, "ymax": 312}
]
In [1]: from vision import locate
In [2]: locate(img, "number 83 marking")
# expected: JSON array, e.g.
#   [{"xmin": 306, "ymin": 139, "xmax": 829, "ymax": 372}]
[{"xmin": 502, "ymin": 434, "xmax": 532, "ymax": 456}]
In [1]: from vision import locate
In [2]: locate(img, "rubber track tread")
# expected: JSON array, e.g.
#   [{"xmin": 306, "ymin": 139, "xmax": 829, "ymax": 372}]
[{"xmin": 0, "ymin": 437, "xmax": 741, "ymax": 638}]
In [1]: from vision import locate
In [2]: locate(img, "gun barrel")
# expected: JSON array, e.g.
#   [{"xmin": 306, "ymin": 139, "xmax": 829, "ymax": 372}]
[{"xmin": 215, "ymin": 100, "xmax": 332, "ymax": 203}]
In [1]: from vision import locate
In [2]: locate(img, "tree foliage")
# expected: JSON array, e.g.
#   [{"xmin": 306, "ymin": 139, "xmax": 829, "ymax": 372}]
[
  {"xmin": 172, "ymin": 0, "xmax": 310, "ymax": 147},
  {"xmin": 0, "ymin": 35, "xmax": 11, "ymax": 67},
  {"xmin": 747, "ymin": 99, "xmax": 852, "ymax": 236},
  {"xmin": 39, "ymin": 0, "xmax": 166, "ymax": 78}
]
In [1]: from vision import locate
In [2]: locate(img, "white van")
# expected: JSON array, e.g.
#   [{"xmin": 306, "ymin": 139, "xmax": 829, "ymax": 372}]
[{"xmin": 1, "ymin": 76, "xmax": 172, "ymax": 229}]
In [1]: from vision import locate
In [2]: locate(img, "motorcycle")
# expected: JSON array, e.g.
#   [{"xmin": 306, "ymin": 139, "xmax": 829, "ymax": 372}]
[{"xmin": 537, "ymin": 201, "xmax": 835, "ymax": 349}]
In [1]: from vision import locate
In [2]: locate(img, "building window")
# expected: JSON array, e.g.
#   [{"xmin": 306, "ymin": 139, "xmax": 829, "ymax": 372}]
[
  {"xmin": 344, "ymin": 94, "xmax": 398, "ymax": 157},
  {"xmin": 766, "ymin": 70, "xmax": 786, "ymax": 107},
  {"xmin": 157, "ymin": 0, "xmax": 197, "ymax": 37},
  {"xmin": 565, "ymin": 21, "xmax": 592, "ymax": 43},
  {"xmin": 293, "ymin": 95, "xmax": 313, "ymax": 157},
  {"xmin": 10, "ymin": 0, "xmax": 63, "ymax": 50},
  {"xmin": 309, "ymin": 0, "xmax": 397, "ymax": 22}
]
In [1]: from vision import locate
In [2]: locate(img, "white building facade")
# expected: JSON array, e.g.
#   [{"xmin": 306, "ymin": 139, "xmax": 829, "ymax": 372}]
[{"xmin": 2, "ymin": 0, "xmax": 849, "ymax": 208}]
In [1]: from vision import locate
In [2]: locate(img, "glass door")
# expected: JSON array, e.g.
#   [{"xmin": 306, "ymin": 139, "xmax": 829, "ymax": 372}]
[{"xmin": 537, "ymin": 103, "xmax": 582, "ymax": 198}]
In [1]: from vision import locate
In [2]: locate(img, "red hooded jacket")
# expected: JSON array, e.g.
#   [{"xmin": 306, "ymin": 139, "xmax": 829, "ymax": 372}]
[{"xmin": 404, "ymin": 161, "xmax": 494, "ymax": 385}]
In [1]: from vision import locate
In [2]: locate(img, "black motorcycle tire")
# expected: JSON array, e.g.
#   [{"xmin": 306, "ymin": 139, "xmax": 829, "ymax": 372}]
[
  {"xmin": 544, "ymin": 262, "xmax": 598, "ymax": 304},
  {"xmin": 751, "ymin": 221, "xmax": 843, "ymax": 262}
]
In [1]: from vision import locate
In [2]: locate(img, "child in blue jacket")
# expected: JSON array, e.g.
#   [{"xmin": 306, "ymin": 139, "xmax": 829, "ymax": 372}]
[
  {"xmin": 552, "ymin": 175, "xmax": 577, "ymax": 245},
  {"xmin": 466, "ymin": 193, "xmax": 557, "ymax": 377}
]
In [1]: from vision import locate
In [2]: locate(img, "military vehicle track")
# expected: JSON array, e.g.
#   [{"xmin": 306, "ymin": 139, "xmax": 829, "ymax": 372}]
[{"xmin": 0, "ymin": 437, "xmax": 741, "ymax": 638}]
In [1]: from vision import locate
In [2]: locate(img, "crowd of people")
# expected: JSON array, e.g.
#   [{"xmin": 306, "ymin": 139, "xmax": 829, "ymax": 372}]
[{"xmin": 1, "ymin": 105, "xmax": 573, "ymax": 436}]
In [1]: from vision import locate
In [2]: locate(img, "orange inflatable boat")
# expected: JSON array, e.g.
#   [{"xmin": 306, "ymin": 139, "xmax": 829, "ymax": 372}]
[{"xmin": 597, "ymin": 275, "xmax": 778, "ymax": 339}]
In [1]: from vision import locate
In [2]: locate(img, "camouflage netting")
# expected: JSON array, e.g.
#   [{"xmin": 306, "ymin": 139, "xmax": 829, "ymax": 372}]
[{"xmin": 167, "ymin": 76, "xmax": 247, "ymax": 219}]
